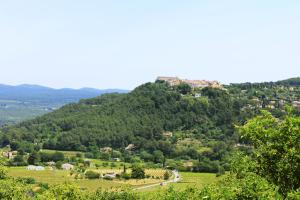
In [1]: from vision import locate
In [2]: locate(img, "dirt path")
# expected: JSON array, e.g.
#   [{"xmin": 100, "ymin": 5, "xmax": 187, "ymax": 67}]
[{"xmin": 135, "ymin": 170, "xmax": 180, "ymax": 190}]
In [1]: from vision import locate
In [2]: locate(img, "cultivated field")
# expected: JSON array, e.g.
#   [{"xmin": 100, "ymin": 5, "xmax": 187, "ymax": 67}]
[
  {"xmin": 5, "ymin": 149, "xmax": 221, "ymax": 193},
  {"xmin": 7, "ymin": 166, "xmax": 167, "ymax": 191},
  {"xmin": 139, "ymin": 172, "xmax": 220, "ymax": 192}
]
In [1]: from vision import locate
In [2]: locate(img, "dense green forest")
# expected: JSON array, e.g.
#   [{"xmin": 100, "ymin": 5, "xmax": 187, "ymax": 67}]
[
  {"xmin": 1, "ymin": 78, "xmax": 300, "ymax": 172},
  {"xmin": 0, "ymin": 110, "xmax": 299, "ymax": 199},
  {"xmin": 0, "ymin": 81, "xmax": 240, "ymax": 172}
]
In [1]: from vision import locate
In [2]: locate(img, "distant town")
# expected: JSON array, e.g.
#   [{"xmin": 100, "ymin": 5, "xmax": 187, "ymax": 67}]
[{"xmin": 156, "ymin": 76, "xmax": 222, "ymax": 89}]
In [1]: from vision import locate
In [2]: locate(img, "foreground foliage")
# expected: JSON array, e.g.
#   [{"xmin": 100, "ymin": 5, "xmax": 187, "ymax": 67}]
[{"xmin": 239, "ymin": 110, "xmax": 300, "ymax": 196}]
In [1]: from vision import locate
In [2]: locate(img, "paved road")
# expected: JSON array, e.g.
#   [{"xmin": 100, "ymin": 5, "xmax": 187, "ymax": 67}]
[{"xmin": 135, "ymin": 170, "xmax": 180, "ymax": 190}]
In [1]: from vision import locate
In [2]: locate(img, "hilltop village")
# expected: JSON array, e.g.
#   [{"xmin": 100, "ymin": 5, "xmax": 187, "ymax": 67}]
[{"xmin": 156, "ymin": 76, "xmax": 222, "ymax": 89}]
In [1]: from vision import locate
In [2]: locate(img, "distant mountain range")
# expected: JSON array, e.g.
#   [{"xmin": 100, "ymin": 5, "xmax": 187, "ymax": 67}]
[
  {"xmin": 0, "ymin": 84, "xmax": 129, "ymax": 125},
  {"xmin": 0, "ymin": 84, "xmax": 128, "ymax": 105}
]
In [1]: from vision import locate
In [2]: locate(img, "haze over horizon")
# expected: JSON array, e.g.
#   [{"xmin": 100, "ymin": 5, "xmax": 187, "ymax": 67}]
[{"xmin": 1, "ymin": 1, "xmax": 299, "ymax": 89}]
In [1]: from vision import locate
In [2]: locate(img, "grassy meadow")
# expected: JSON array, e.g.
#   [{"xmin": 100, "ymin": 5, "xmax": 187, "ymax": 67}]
[
  {"xmin": 4, "ymin": 149, "xmax": 221, "ymax": 193},
  {"xmin": 7, "ymin": 166, "xmax": 220, "ymax": 193},
  {"xmin": 7, "ymin": 166, "xmax": 169, "ymax": 191}
]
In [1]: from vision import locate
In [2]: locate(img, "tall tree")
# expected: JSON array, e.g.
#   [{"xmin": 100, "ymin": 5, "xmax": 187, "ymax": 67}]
[{"xmin": 239, "ymin": 110, "xmax": 300, "ymax": 196}]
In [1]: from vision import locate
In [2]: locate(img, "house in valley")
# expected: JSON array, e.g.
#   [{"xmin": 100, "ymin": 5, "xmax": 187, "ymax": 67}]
[
  {"xmin": 26, "ymin": 165, "xmax": 45, "ymax": 171},
  {"xmin": 101, "ymin": 147, "xmax": 112, "ymax": 153},
  {"xmin": 104, "ymin": 172, "xmax": 117, "ymax": 179},
  {"xmin": 292, "ymin": 101, "xmax": 300, "ymax": 107},
  {"xmin": 62, "ymin": 163, "xmax": 74, "ymax": 170},
  {"xmin": 163, "ymin": 131, "xmax": 173, "ymax": 138},
  {"xmin": 125, "ymin": 144, "xmax": 135, "ymax": 151}
]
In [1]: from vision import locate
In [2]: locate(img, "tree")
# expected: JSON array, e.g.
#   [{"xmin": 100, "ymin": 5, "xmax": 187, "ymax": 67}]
[
  {"xmin": 131, "ymin": 165, "xmax": 145, "ymax": 179},
  {"xmin": 153, "ymin": 150, "xmax": 164, "ymax": 164},
  {"xmin": 176, "ymin": 83, "xmax": 192, "ymax": 95},
  {"xmin": 163, "ymin": 170, "xmax": 170, "ymax": 180},
  {"xmin": 239, "ymin": 110, "xmax": 300, "ymax": 196},
  {"xmin": 52, "ymin": 151, "xmax": 65, "ymax": 162},
  {"xmin": 27, "ymin": 151, "xmax": 40, "ymax": 165},
  {"xmin": 10, "ymin": 155, "xmax": 27, "ymax": 166}
]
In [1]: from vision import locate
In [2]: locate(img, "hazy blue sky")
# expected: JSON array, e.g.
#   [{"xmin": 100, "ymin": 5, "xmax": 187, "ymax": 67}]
[{"xmin": 0, "ymin": 1, "xmax": 299, "ymax": 89}]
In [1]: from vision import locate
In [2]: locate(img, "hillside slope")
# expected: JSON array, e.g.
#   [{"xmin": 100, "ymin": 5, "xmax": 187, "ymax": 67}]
[
  {"xmin": 1, "ymin": 82, "xmax": 240, "ymax": 164},
  {"xmin": 2, "ymin": 78, "xmax": 300, "ymax": 171}
]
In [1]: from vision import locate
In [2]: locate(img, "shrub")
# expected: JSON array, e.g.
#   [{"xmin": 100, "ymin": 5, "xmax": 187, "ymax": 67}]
[
  {"xmin": 103, "ymin": 176, "xmax": 113, "ymax": 180},
  {"xmin": 216, "ymin": 166, "xmax": 225, "ymax": 177},
  {"xmin": 85, "ymin": 171, "xmax": 100, "ymax": 179},
  {"xmin": 110, "ymin": 162, "xmax": 116, "ymax": 168},
  {"xmin": 0, "ymin": 166, "xmax": 8, "ymax": 179},
  {"xmin": 163, "ymin": 170, "xmax": 170, "ymax": 180},
  {"xmin": 121, "ymin": 173, "xmax": 131, "ymax": 180},
  {"xmin": 131, "ymin": 165, "xmax": 145, "ymax": 179},
  {"xmin": 76, "ymin": 153, "xmax": 83, "ymax": 158},
  {"xmin": 93, "ymin": 190, "xmax": 139, "ymax": 199},
  {"xmin": 102, "ymin": 162, "xmax": 109, "ymax": 167},
  {"xmin": 84, "ymin": 160, "xmax": 91, "ymax": 167},
  {"xmin": 95, "ymin": 164, "xmax": 101, "ymax": 168},
  {"xmin": 16, "ymin": 177, "xmax": 36, "ymax": 184},
  {"xmin": 55, "ymin": 161, "xmax": 62, "ymax": 169}
]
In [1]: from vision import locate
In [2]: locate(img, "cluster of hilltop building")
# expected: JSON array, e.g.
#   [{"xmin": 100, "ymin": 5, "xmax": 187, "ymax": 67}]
[{"xmin": 156, "ymin": 76, "xmax": 222, "ymax": 89}]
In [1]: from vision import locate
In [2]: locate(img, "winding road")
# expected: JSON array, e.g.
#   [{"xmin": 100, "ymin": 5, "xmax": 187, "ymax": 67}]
[{"xmin": 135, "ymin": 170, "xmax": 180, "ymax": 190}]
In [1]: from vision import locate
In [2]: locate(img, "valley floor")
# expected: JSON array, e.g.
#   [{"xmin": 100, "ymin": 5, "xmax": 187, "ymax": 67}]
[{"xmin": 7, "ymin": 167, "xmax": 219, "ymax": 193}]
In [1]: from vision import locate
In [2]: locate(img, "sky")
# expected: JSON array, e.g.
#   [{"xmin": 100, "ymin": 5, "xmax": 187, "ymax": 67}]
[{"xmin": 0, "ymin": 1, "xmax": 299, "ymax": 89}]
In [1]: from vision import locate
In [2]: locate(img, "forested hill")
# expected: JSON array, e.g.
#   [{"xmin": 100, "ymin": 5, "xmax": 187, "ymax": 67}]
[
  {"xmin": 1, "ymin": 78, "xmax": 300, "ymax": 169},
  {"xmin": 0, "ymin": 82, "xmax": 240, "ymax": 158}
]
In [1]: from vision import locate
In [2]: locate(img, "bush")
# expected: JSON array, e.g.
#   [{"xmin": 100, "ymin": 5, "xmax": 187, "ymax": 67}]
[
  {"xmin": 216, "ymin": 166, "xmax": 225, "ymax": 177},
  {"xmin": 52, "ymin": 152, "xmax": 65, "ymax": 162},
  {"xmin": 131, "ymin": 165, "xmax": 145, "ymax": 179},
  {"xmin": 0, "ymin": 166, "xmax": 7, "ymax": 179},
  {"xmin": 95, "ymin": 164, "xmax": 101, "ymax": 168},
  {"xmin": 40, "ymin": 151, "xmax": 65, "ymax": 163},
  {"xmin": 103, "ymin": 176, "xmax": 113, "ymax": 180},
  {"xmin": 121, "ymin": 173, "xmax": 131, "ymax": 180},
  {"xmin": 38, "ymin": 182, "xmax": 49, "ymax": 191},
  {"xmin": 76, "ymin": 153, "xmax": 83, "ymax": 158},
  {"xmin": 16, "ymin": 177, "xmax": 36, "ymax": 184},
  {"xmin": 84, "ymin": 160, "xmax": 91, "ymax": 167},
  {"xmin": 85, "ymin": 171, "xmax": 100, "ymax": 179},
  {"xmin": 55, "ymin": 161, "xmax": 62, "ymax": 169},
  {"xmin": 163, "ymin": 170, "xmax": 170, "ymax": 180},
  {"xmin": 110, "ymin": 162, "xmax": 116, "ymax": 168},
  {"xmin": 8, "ymin": 155, "xmax": 27, "ymax": 166},
  {"xmin": 84, "ymin": 152, "xmax": 94, "ymax": 159},
  {"xmin": 93, "ymin": 190, "xmax": 139, "ymax": 199},
  {"xmin": 27, "ymin": 151, "xmax": 40, "ymax": 165},
  {"xmin": 102, "ymin": 162, "xmax": 109, "ymax": 167}
]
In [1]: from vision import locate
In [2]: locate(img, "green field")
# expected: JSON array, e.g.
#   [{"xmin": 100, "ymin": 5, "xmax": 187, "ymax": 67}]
[
  {"xmin": 4, "ymin": 149, "xmax": 220, "ymax": 193},
  {"xmin": 140, "ymin": 172, "xmax": 219, "ymax": 192},
  {"xmin": 7, "ymin": 167, "xmax": 167, "ymax": 191},
  {"xmin": 7, "ymin": 167, "xmax": 128, "ymax": 191},
  {"xmin": 137, "ymin": 172, "xmax": 220, "ymax": 199},
  {"xmin": 170, "ymin": 172, "xmax": 220, "ymax": 189},
  {"xmin": 7, "ymin": 166, "xmax": 219, "ymax": 193}
]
